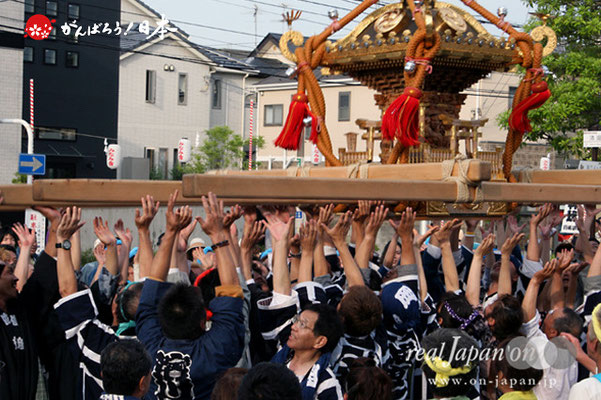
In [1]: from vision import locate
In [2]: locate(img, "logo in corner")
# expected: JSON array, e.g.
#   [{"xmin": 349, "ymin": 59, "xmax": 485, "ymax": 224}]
[{"xmin": 24, "ymin": 14, "xmax": 56, "ymax": 40}]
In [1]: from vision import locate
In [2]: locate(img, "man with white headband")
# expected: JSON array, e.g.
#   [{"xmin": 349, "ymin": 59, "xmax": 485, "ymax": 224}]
[{"xmin": 569, "ymin": 303, "xmax": 601, "ymax": 399}]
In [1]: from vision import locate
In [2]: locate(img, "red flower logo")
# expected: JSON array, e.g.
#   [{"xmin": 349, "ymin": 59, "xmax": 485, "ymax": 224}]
[{"xmin": 24, "ymin": 14, "xmax": 56, "ymax": 40}]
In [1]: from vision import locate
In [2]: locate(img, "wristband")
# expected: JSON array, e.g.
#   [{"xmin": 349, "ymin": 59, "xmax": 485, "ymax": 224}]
[
  {"xmin": 289, "ymin": 252, "xmax": 301, "ymax": 258},
  {"xmin": 211, "ymin": 240, "xmax": 229, "ymax": 249}
]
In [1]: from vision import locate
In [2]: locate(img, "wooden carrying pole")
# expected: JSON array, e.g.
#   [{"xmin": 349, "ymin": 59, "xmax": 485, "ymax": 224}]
[{"xmin": 183, "ymin": 175, "xmax": 601, "ymax": 205}]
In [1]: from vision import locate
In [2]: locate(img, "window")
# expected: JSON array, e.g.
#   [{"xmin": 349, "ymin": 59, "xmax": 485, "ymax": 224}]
[
  {"xmin": 264, "ymin": 104, "xmax": 283, "ymax": 126},
  {"xmin": 46, "ymin": 1, "xmax": 57, "ymax": 16},
  {"xmin": 338, "ymin": 91, "xmax": 350, "ymax": 121},
  {"xmin": 68, "ymin": 3, "xmax": 80, "ymax": 20},
  {"xmin": 48, "ymin": 27, "xmax": 56, "ymax": 40},
  {"xmin": 145, "ymin": 148, "xmax": 156, "ymax": 169},
  {"xmin": 173, "ymin": 148, "xmax": 179, "ymax": 167},
  {"xmin": 25, "ymin": 0, "xmax": 34, "ymax": 13},
  {"xmin": 212, "ymin": 79, "xmax": 221, "ymax": 109},
  {"xmin": 44, "ymin": 49, "xmax": 56, "ymax": 65},
  {"xmin": 159, "ymin": 148, "xmax": 168, "ymax": 179},
  {"xmin": 145, "ymin": 70, "xmax": 156, "ymax": 103},
  {"xmin": 36, "ymin": 127, "xmax": 76, "ymax": 141},
  {"xmin": 66, "ymin": 51, "xmax": 78, "ymax": 67},
  {"xmin": 67, "ymin": 31, "xmax": 78, "ymax": 44},
  {"xmin": 178, "ymin": 73, "xmax": 187, "ymax": 105},
  {"xmin": 24, "ymin": 47, "xmax": 34, "ymax": 63},
  {"xmin": 508, "ymin": 86, "xmax": 518, "ymax": 108}
]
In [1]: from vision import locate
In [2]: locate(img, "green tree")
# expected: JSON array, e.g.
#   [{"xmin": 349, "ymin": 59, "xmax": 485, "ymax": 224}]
[
  {"xmin": 181, "ymin": 126, "xmax": 264, "ymax": 175},
  {"xmin": 499, "ymin": 0, "xmax": 601, "ymax": 158}
]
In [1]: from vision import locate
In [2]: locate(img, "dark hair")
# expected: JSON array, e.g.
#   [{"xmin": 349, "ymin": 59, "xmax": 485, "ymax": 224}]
[
  {"xmin": 158, "ymin": 283, "xmax": 206, "ymax": 340},
  {"xmin": 100, "ymin": 339, "xmax": 151, "ymax": 396},
  {"xmin": 553, "ymin": 307, "xmax": 583, "ymax": 337},
  {"xmin": 304, "ymin": 303, "xmax": 343, "ymax": 354},
  {"xmin": 345, "ymin": 357, "xmax": 393, "ymax": 400},
  {"xmin": 0, "ymin": 244, "xmax": 17, "ymax": 256},
  {"xmin": 554, "ymin": 242, "xmax": 574, "ymax": 256},
  {"xmin": 488, "ymin": 295, "xmax": 523, "ymax": 342},
  {"xmin": 421, "ymin": 328, "xmax": 479, "ymax": 398},
  {"xmin": 0, "ymin": 229, "xmax": 18, "ymax": 246},
  {"xmin": 493, "ymin": 337, "xmax": 543, "ymax": 392},
  {"xmin": 438, "ymin": 292, "xmax": 478, "ymax": 329},
  {"xmin": 237, "ymin": 362, "xmax": 302, "ymax": 400},
  {"xmin": 379, "ymin": 240, "xmax": 401, "ymax": 266},
  {"xmin": 211, "ymin": 368, "xmax": 248, "ymax": 400},
  {"xmin": 339, "ymin": 286, "xmax": 382, "ymax": 337},
  {"xmin": 117, "ymin": 282, "xmax": 144, "ymax": 323}
]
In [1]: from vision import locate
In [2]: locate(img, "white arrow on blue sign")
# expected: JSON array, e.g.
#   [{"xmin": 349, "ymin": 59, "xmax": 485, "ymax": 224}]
[{"xmin": 18, "ymin": 153, "xmax": 46, "ymax": 175}]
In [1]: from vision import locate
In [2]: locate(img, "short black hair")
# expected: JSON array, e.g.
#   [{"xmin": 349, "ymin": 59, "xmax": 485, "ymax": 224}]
[
  {"xmin": 304, "ymin": 303, "xmax": 343, "ymax": 354},
  {"xmin": 553, "ymin": 307, "xmax": 583, "ymax": 337},
  {"xmin": 421, "ymin": 328, "xmax": 479, "ymax": 398},
  {"xmin": 237, "ymin": 362, "xmax": 301, "ymax": 400},
  {"xmin": 100, "ymin": 339, "xmax": 151, "ymax": 396},
  {"xmin": 158, "ymin": 283, "xmax": 206, "ymax": 340},
  {"xmin": 0, "ymin": 229, "xmax": 18, "ymax": 246},
  {"xmin": 118, "ymin": 282, "xmax": 144, "ymax": 323},
  {"xmin": 488, "ymin": 295, "xmax": 523, "ymax": 342},
  {"xmin": 554, "ymin": 242, "xmax": 574, "ymax": 256},
  {"xmin": 346, "ymin": 357, "xmax": 393, "ymax": 400}
]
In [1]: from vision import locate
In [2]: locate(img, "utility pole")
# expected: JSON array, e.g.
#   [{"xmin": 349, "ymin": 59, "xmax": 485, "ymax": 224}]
[{"xmin": 253, "ymin": 4, "xmax": 258, "ymax": 47}]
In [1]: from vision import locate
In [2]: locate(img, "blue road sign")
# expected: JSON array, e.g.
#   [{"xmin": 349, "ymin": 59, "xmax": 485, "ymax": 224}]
[{"xmin": 18, "ymin": 153, "xmax": 46, "ymax": 175}]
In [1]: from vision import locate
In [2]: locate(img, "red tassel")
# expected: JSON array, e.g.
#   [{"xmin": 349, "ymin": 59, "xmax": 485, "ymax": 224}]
[
  {"xmin": 274, "ymin": 93, "xmax": 318, "ymax": 151},
  {"xmin": 382, "ymin": 87, "xmax": 422, "ymax": 147},
  {"xmin": 308, "ymin": 112, "xmax": 319, "ymax": 145},
  {"xmin": 509, "ymin": 81, "xmax": 551, "ymax": 134}
]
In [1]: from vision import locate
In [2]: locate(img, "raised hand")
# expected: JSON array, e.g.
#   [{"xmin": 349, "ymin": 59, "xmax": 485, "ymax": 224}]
[
  {"xmin": 317, "ymin": 204, "xmax": 335, "ymax": 231},
  {"xmin": 352, "ymin": 200, "xmax": 371, "ymax": 224},
  {"xmin": 475, "ymin": 234, "xmax": 496, "ymax": 257},
  {"xmin": 434, "ymin": 219, "xmax": 463, "ymax": 243},
  {"xmin": 321, "ymin": 211, "xmax": 352, "ymax": 245},
  {"xmin": 501, "ymin": 232, "xmax": 524, "ymax": 255},
  {"xmin": 478, "ymin": 220, "xmax": 494, "ymax": 238},
  {"xmin": 242, "ymin": 205, "xmax": 257, "ymax": 225},
  {"xmin": 557, "ymin": 248, "xmax": 575, "ymax": 273},
  {"xmin": 134, "ymin": 195, "xmax": 160, "ymax": 230},
  {"xmin": 193, "ymin": 247, "xmax": 215, "ymax": 269},
  {"xmin": 299, "ymin": 220, "xmax": 318, "ymax": 252},
  {"xmin": 12, "ymin": 223, "xmax": 36, "ymax": 248},
  {"xmin": 33, "ymin": 205, "xmax": 62, "ymax": 224},
  {"xmin": 196, "ymin": 192, "xmax": 225, "ymax": 237},
  {"xmin": 506, "ymin": 215, "xmax": 527, "ymax": 236},
  {"xmin": 223, "ymin": 204, "xmax": 243, "ymax": 229},
  {"xmin": 240, "ymin": 221, "xmax": 266, "ymax": 251},
  {"xmin": 57, "ymin": 207, "xmax": 85, "ymax": 242},
  {"xmin": 531, "ymin": 203, "xmax": 554, "ymax": 227},
  {"xmin": 532, "ymin": 258, "xmax": 557, "ymax": 284},
  {"xmin": 93, "ymin": 216, "xmax": 116, "ymax": 246},
  {"xmin": 262, "ymin": 214, "xmax": 292, "ymax": 243},
  {"xmin": 364, "ymin": 204, "xmax": 389, "ymax": 237},
  {"xmin": 113, "ymin": 219, "xmax": 133, "ymax": 248},
  {"xmin": 413, "ymin": 224, "xmax": 439, "ymax": 249}
]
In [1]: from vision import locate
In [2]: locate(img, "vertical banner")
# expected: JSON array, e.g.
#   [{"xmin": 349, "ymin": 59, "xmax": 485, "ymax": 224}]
[
  {"xmin": 312, "ymin": 143, "xmax": 322, "ymax": 165},
  {"xmin": 249, "ymin": 99, "xmax": 254, "ymax": 170},
  {"xmin": 25, "ymin": 209, "xmax": 45, "ymax": 255}
]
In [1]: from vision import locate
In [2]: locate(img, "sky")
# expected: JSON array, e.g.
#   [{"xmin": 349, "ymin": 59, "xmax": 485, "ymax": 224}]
[{"xmin": 143, "ymin": 0, "xmax": 534, "ymax": 51}]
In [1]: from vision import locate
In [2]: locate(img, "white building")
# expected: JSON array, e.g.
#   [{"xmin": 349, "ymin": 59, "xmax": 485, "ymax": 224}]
[
  {"xmin": 118, "ymin": 0, "xmax": 257, "ymax": 179},
  {"xmin": 0, "ymin": 0, "xmax": 24, "ymax": 184}
]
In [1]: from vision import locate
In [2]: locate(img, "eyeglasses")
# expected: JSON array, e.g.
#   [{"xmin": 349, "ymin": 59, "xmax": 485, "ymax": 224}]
[{"xmin": 292, "ymin": 314, "xmax": 312, "ymax": 330}]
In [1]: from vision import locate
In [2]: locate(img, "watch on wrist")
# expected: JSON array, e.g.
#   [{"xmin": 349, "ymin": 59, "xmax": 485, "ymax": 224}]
[{"xmin": 56, "ymin": 240, "xmax": 72, "ymax": 250}]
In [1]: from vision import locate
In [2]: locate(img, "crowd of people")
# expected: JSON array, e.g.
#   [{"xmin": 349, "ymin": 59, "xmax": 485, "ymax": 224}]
[{"xmin": 1, "ymin": 189, "xmax": 601, "ymax": 400}]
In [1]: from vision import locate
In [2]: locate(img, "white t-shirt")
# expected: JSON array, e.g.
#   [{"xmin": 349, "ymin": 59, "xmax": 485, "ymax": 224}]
[{"xmin": 569, "ymin": 376, "xmax": 601, "ymax": 400}]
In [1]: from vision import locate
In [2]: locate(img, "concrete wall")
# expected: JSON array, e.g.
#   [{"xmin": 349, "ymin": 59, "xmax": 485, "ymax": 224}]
[
  {"xmin": 118, "ymin": 38, "xmax": 211, "ymax": 178},
  {"xmin": 209, "ymin": 73, "xmax": 246, "ymax": 135},
  {"xmin": 0, "ymin": 0, "xmax": 23, "ymax": 184}
]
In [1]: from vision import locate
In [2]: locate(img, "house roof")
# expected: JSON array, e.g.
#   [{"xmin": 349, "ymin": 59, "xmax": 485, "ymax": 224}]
[
  {"xmin": 131, "ymin": 0, "xmax": 188, "ymax": 37},
  {"xmin": 254, "ymin": 67, "xmax": 354, "ymax": 87}
]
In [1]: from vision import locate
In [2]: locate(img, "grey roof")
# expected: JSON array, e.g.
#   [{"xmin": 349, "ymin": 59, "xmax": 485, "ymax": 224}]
[
  {"xmin": 192, "ymin": 44, "xmax": 256, "ymax": 72},
  {"xmin": 254, "ymin": 67, "xmax": 352, "ymax": 86},
  {"xmin": 134, "ymin": 0, "xmax": 188, "ymax": 37}
]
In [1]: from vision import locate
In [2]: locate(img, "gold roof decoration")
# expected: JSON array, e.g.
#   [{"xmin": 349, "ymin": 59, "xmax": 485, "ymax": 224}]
[{"xmin": 319, "ymin": 1, "xmax": 515, "ymax": 94}]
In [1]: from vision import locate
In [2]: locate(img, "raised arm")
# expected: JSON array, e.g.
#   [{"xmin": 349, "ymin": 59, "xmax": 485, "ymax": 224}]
[
  {"xmin": 355, "ymin": 204, "xmax": 388, "ymax": 270},
  {"xmin": 55, "ymin": 207, "xmax": 86, "ymax": 297},
  {"xmin": 433, "ymin": 219, "xmax": 463, "ymax": 293},
  {"xmin": 576, "ymin": 205, "xmax": 601, "ymax": 264},
  {"xmin": 12, "ymin": 223, "xmax": 36, "ymax": 292},
  {"xmin": 150, "ymin": 191, "xmax": 192, "ymax": 281},
  {"xmin": 550, "ymin": 249, "xmax": 574, "ymax": 310},
  {"xmin": 32, "ymin": 206, "xmax": 62, "ymax": 258},
  {"xmin": 466, "ymin": 234, "xmax": 495, "ymax": 307},
  {"xmin": 413, "ymin": 223, "xmax": 439, "ymax": 301},
  {"xmin": 298, "ymin": 220, "xmax": 317, "ymax": 283},
  {"xmin": 134, "ymin": 195, "xmax": 160, "ymax": 278},
  {"xmin": 522, "ymin": 259, "xmax": 556, "ymax": 322},
  {"xmin": 172, "ymin": 218, "xmax": 197, "ymax": 275},
  {"xmin": 382, "ymin": 227, "xmax": 399, "ymax": 269},
  {"xmin": 499, "ymin": 232, "xmax": 524, "ymax": 296},
  {"xmin": 351, "ymin": 200, "xmax": 370, "ymax": 248},
  {"xmin": 462, "ymin": 219, "xmax": 479, "ymax": 252},
  {"xmin": 70, "ymin": 229, "xmax": 82, "ymax": 271},
  {"xmin": 323, "ymin": 211, "xmax": 365, "ymax": 287},
  {"xmin": 197, "ymin": 192, "xmax": 239, "ymax": 287},
  {"xmin": 527, "ymin": 203, "xmax": 552, "ymax": 262},
  {"xmin": 262, "ymin": 212, "xmax": 293, "ymax": 295},
  {"xmin": 223, "ymin": 205, "xmax": 243, "ymax": 270},
  {"xmin": 93, "ymin": 217, "xmax": 118, "ymax": 280},
  {"xmin": 313, "ymin": 204, "xmax": 333, "ymax": 278},
  {"xmin": 113, "ymin": 219, "xmax": 133, "ymax": 284}
]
